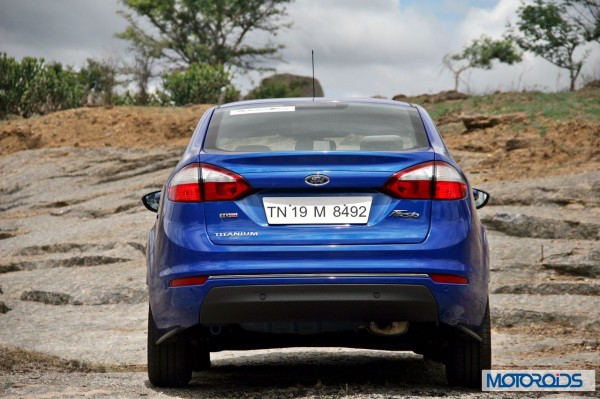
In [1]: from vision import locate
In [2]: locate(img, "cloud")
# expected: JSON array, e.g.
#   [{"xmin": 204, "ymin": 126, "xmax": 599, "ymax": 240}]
[
  {"xmin": 1, "ymin": 0, "xmax": 597, "ymax": 96},
  {"xmin": 0, "ymin": 0, "xmax": 127, "ymax": 67},
  {"xmin": 458, "ymin": 0, "xmax": 519, "ymax": 41},
  {"xmin": 453, "ymin": 0, "xmax": 600, "ymax": 93},
  {"xmin": 281, "ymin": 0, "xmax": 442, "ymax": 65},
  {"xmin": 240, "ymin": 0, "xmax": 458, "ymax": 97}
]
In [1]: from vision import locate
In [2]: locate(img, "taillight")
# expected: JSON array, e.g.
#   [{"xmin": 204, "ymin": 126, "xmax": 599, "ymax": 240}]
[
  {"xmin": 168, "ymin": 163, "xmax": 201, "ymax": 202},
  {"xmin": 433, "ymin": 162, "xmax": 468, "ymax": 199},
  {"xmin": 382, "ymin": 161, "xmax": 466, "ymax": 200},
  {"xmin": 384, "ymin": 163, "xmax": 435, "ymax": 199},
  {"xmin": 167, "ymin": 163, "xmax": 252, "ymax": 202},
  {"xmin": 201, "ymin": 164, "xmax": 252, "ymax": 201}
]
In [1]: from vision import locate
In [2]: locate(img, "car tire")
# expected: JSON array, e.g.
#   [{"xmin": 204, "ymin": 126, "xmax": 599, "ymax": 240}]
[
  {"xmin": 444, "ymin": 301, "xmax": 491, "ymax": 388},
  {"xmin": 147, "ymin": 307, "xmax": 192, "ymax": 388}
]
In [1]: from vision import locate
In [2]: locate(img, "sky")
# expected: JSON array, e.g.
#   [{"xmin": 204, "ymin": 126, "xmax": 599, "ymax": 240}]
[{"xmin": 1, "ymin": 0, "xmax": 598, "ymax": 98}]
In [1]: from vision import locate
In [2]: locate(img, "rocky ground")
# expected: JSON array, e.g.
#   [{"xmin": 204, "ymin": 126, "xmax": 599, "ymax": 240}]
[{"xmin": 0, "ymin": 99, "xmax": 599, "ymax": 398}]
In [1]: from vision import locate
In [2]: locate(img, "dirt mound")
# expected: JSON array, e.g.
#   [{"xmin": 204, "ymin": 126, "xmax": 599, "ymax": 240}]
[
  {"xmin": 393, "ymin": 90, "xmax": 468, "ymax": 103},
  {"xmin": 0, "ymin": 104, "xmax": 211, "ymax": 155},
  {"xmin": 442, "ymin": 115, "xmax": 599, "ymax": 182},
  {"xmin": 1, "ymin": 91, "xmax": 599, "ymax": 183}
]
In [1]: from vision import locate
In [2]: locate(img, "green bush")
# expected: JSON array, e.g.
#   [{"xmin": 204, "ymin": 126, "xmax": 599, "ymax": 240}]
[
  {"xmin": 245, "ymin": 78, "xmax": 303, "ymax": 99},
  {"xmin": 0, "ymin": 54, "xmax": 45, "ymax": 117},
  {"xmin": 0, "ymin": 53, "xmax": 85, "ymax": 118},
  {"xmin": 160, "ymin": 63, "xmax": 239, "ymax": 105},
  {"xmin": 22, "ymin": 62, "xmax": 84, "ymax": 116},
  {"xmin": 112, "ymin": 90, "xmax": 162, "ymax": 106},
  {"xmin": 1, "ymin": 52, "xmax": 245, "ymax": 116}
]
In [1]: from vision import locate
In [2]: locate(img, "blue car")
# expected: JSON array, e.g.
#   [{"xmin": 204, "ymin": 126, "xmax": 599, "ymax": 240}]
[{"xmin": 142, "ymin": 98, "xmax": 491, "ymax": 388}]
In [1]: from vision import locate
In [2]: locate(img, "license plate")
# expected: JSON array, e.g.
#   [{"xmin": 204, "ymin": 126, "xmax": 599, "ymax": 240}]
[{"xmin": 263, "ymin": 197, "xmax": 372, "ymax": 225}]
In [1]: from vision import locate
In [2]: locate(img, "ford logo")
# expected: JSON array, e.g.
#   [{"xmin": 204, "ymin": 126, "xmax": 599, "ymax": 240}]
[{"xmin": 305, "ymin": 174, "xmax": 330, "ymax": 186}]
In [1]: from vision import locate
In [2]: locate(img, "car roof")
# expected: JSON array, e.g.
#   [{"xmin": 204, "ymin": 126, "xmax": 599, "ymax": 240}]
[{"xmin": 216, "ymin": 97, "xmax": 414, "ymax": 109}]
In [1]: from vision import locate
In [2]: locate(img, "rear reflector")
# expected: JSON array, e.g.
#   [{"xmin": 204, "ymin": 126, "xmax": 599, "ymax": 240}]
[
  {"xmin": 382, "ymin": 161, "xmax": 467, "ymax": 200},
  {"xmin": 429, "ymin": 274, "xmax": 468, "ymax": 284},
  {"xmin": 169, "ymin": 276, "xmax": 208, "ymax": 287}
]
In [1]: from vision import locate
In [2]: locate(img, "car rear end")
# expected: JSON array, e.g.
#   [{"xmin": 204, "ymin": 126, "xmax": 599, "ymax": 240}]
[{"xmin": 145, "ymin": 98, "xmax": 490, "ymax": 388}]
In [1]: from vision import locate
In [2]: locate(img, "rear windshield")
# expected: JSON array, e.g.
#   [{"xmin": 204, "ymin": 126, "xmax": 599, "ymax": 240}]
[{"xmin": 204, "ymin": 102, "xmax": 429, "ymax": 152}]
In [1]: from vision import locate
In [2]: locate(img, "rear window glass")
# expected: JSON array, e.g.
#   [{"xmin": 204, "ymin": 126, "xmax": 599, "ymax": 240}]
[{"xmin": 204, "ymin": 102, "xmax": 429, "ymax": 152}]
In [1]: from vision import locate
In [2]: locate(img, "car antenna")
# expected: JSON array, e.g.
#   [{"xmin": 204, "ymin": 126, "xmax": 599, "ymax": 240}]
[{"xmin": 311, "ymin": 50, "xmax": 315, "ymax": 100}]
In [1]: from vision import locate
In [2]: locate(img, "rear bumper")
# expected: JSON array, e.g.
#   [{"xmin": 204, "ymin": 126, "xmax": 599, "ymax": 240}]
[
  {"xmin": 148, "ymin": 203, "xmax": 489, "ymax": 333},
  {"xmin": 149, "ymin": 272, "xmax": 487, "ymax": 336},
  {"xmin": 199, "ymin": 284, "xmax": 438, "ymax": 324}
]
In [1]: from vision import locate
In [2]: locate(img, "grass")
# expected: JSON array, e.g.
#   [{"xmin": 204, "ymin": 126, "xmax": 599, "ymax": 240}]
[
  {"xmin": 0, "ymin": 345, "xmax": 145, "ymax": 373},
  {"xmin": 424, "ymin": 89, "xmax": 600, "ymax": 124},
  {"xmin": 422, "ymin": 89, "xmax": 600, "ymax": 138}
]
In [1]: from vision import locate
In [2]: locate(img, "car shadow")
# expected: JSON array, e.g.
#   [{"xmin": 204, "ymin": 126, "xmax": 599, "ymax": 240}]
[{"xmin": 146, "ymin": 349, "xmax": 475, "ymax": 398}]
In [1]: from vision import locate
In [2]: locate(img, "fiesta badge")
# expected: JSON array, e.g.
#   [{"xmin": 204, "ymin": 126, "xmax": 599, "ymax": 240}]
[{"xmin": 305, "ymin": 174, "xmax": 330, "ymax": 186}]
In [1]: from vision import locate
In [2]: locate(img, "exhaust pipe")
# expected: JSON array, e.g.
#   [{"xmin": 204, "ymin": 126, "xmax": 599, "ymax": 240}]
[{"xmin": 368, "ymin": 321, "xmax": 409, "ymax": 336}]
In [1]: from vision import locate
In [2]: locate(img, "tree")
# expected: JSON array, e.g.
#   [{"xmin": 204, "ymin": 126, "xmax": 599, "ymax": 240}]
[
  {"xmin": 511, "ymin": 0, "xmax": 590, "ymax": 91},
  {"xmin": 565, "ymin": 0, "xmax": 600, "ymax": 44},
  {"xmin": 443, "ymin": 36, "xmax": 522, "ymax": 91},
  {"xmin": 159, "ymin": 63, "xmax": 239, "ymax": 105},
  {"xmin": 78, "ymin": 58, "xmax": 119, "ymax": 106},
  {"xmin": 117, "ymin": 0, "xmax": 291, "ymax": 71},
  {"xmin": 127, "ymin": 50, "xmax": 157, "ymax": 105},
  {"xmin": 117, "ymin": 24, "xmax": 164, "ymax": 105}
]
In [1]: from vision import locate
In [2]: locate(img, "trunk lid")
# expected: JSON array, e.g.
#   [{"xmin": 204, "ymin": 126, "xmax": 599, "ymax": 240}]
[{"xmin": 201, "ymin": 151, "xmax": 434, "ymax": 245}]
